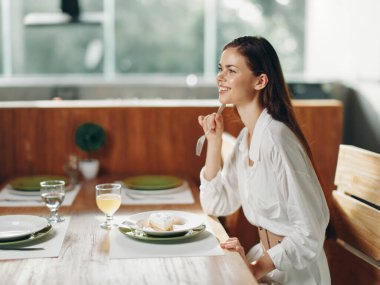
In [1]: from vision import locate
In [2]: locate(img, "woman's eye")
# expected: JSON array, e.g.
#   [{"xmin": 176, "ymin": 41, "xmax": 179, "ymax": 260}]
[
  {"xmin": 217, "ymin": 67, "xmax": 222, "ymax": 72},
  {"xmin": 228, "ymin": 69, "xmax": 236, "ymax": 74}
]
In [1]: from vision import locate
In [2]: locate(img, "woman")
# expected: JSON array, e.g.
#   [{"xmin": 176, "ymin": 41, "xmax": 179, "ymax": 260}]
[{"xmin": 198, "ymin": 36, "xmax": 330, "ymax": 285}]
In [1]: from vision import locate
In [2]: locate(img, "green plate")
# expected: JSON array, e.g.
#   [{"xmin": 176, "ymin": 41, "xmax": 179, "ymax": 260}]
[
  {"xmin": 9, "ymin": 175, "xmax": 69, "ymax": 191},
  {"xmin": 0, "ymin": 224, "xmax": 53, "ymax": 247},
  {"xmin": 123, "ymin": 175, "xmax": 183, "ymax": 190},
  {"xmin": 118, "ymin": 224, "xmax": 206, "ymax": 241}
]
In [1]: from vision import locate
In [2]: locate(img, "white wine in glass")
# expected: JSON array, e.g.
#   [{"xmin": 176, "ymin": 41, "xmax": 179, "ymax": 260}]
[
  {"xmin": 96, "ymin": 183, "xmax": 121, "ymax": 229},
  {"xmin": 40, "ymin": 180, "xmax": 66, "ymax": 223}
]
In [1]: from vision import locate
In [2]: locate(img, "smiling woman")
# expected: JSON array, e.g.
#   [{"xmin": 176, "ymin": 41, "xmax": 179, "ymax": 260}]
[{"xmin": 198, "ymin": 36, "xmax": 331, "ymax": 284}]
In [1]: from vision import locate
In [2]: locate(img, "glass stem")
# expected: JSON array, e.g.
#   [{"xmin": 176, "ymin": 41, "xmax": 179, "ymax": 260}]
[
  {"xmin": 106, "ymin": 214, "xmax": 113, "ymax": 226},
  {"xmin": 50, "ymin": 209, "xmax": 58, "ymax": 219}
]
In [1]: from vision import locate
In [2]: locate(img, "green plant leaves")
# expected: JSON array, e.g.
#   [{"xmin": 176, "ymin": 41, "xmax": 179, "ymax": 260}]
[{"xmin": 75, "ymin": 123, "xmax": 106, "ymax": 153}]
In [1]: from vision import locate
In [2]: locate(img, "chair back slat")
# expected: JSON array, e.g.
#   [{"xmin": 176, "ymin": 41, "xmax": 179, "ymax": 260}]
[
  {"xmin": 333, "ymin": 144, "xmax": 380, "ymax": 261},
  {"xmin": 334, "ymin": 145, "xmax": 380, "ymax": 206},
  {"xmin": 332, "ymin": 190, "xmax": 380, "ymax": 260}
]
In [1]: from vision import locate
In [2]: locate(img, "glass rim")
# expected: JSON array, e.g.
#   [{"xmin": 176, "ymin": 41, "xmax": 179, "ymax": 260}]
[
  {"xmin": 40, "ymin": 180, "xmax": 66, "ymax": 187},
  {"xmin": 95, "ymin": 183, "xmax": 122, "ymax": 191}
]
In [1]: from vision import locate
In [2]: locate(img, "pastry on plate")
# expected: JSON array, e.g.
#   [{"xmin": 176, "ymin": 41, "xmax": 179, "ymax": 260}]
[{"xmin": 148, "ymin": 212, "xmax": 175, "ymax": 231}]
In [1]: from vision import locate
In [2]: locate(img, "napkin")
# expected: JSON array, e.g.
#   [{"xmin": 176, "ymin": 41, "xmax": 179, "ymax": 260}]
[
  {"xmin": 0, "ymin": 217, "xmax": 70, "ymax": 260},
  {"xmin": 120, "ymin": 182, "xmax": 195, "ymax": 205},
  {"xmin": 109, "ymin": 218, "xmax": 224, "ymax": 259},
  {"xmin": 0, "ymin": 184, "xmax": 81, "ymax": 207}
]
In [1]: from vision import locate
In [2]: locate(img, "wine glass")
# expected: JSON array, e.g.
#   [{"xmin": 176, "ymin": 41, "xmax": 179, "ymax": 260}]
[
  {"xmin": 40, "ymin": 180, "xmax": 66, "ymax": 223},
  {"xmin": 95, "ymin": 183, "xmax": 122, "ymax": 229}
]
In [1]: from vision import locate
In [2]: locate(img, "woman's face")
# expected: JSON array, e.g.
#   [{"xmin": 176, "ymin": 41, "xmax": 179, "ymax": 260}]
[{"xmin": 216, "ymin": 47, "xmax": 258, "ymax": 106}]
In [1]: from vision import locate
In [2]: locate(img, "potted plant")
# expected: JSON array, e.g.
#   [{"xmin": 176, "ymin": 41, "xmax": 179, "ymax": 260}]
[{"xmin": 75, "ymin": 122, "xmax": 106, "ymax": 180}]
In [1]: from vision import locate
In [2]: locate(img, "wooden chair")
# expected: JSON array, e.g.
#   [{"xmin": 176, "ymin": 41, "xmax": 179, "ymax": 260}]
[{"xmin": 327, "ymin": 145, "xmax": 380, "ymax": 284}]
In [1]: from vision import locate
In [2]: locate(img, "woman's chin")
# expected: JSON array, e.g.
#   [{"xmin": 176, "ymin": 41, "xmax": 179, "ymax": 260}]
[{"xmin": 218, "ymin": 96, "xmax": 228, "ymax": 105}]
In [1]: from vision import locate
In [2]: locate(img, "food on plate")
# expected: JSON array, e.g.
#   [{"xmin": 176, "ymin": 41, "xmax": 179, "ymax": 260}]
[{"xmin": 148, "ymin": 212, "xmax": 176, "ymax": 231}]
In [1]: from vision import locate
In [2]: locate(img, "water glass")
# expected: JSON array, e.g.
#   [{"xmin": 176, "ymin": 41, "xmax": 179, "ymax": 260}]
[
  {"xmin": 95, "ymin": 183, "xmax": 122, "ymax": 229},
  {"xmin": 40, "ymin": 180, "xmax": 66, "ymax": 223}
]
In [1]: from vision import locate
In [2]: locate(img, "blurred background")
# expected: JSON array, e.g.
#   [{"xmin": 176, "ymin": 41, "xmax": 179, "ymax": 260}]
[{"xmin": 0, "ymin": 0, "xmax": 379, "ymax": 153}]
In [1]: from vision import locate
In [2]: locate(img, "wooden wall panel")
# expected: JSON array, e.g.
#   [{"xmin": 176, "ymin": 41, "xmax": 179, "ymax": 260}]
[{"xmin": 0, "ymin": 107, "xmax": 222, "ymax": 183}]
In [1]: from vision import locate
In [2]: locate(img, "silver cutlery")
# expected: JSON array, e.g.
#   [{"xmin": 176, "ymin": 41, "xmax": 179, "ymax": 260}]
[
  {"xmin": 0, "ymin": 247, "xmax": 45, "ymax": 251},
  {"xmin": 0, "ymin": 198, "xmax": 43, "ymax": 203},
  {"xmin": 119, "ymin": 220, "xmax": 141, "ymax": 231},
  {"xmin": 196, "ymin": 104, "xmax": 226, "ymax": 156},
  {"xmin": 116, "ymin": 181, "xmax": 176, "ymax": 201},
  {"xmin": 124, "ymin": 191, "xmax": 174, "ymax": 201}
]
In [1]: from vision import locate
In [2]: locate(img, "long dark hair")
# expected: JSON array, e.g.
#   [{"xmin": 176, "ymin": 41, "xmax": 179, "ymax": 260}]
[{"xmin": 224, "ymin": 36, "xmax": 313, "ymax": 161}]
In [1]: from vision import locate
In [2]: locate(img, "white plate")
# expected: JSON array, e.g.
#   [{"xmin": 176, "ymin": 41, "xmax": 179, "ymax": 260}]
[
  {"xmin": 123, "ymin": 182, "xmax": 187, "ymax": 196},
  {"xmin": 6, "ymin": 184, "xmax": 74, "ymax": 197},
  {"xmin": 0, "ymin": 215, "xmax": 49, "ymax": 241},
  {"xmin": 122, "ymin": 210, "xmax": 204, "ymax": 237}
]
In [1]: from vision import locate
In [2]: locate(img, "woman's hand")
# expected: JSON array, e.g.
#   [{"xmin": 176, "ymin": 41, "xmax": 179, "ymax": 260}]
[
  {"xmin": 197, "ymin": 112, "xmax": 224, "ymax": 142},
  {"xmin": 198, "ymin": 112, "xmax": 224, "ymax": 181},
  {"xmin": 220, "ymin": 237, "xmax": 276, "ymax": 281},
  {"xmin": 220, "ymin": 237, "xmax": 246, "ymax": 259}
]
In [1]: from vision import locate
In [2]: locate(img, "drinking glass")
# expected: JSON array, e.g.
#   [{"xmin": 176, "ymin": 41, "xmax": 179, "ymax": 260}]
[
  {"xmin": 95, "ymin": 183, "xmax": 122, "ymax": 229},
  {"xmin": 40, "ymin": 180, "xmax": 66, "ymax": 223}
]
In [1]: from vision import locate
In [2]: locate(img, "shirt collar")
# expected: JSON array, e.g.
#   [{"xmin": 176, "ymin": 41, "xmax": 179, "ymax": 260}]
[{"xmin": 239, "ymin": 108, "xmax": 272, "ymax": 162}]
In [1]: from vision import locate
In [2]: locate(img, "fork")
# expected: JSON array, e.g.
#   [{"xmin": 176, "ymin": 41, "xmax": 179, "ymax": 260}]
[
  {"xmin": 0, "ymin": 247, "xmax": 45, "ymax": 251},
  {"xmin": 196, "ymin": 104, "xmax": 226, "ymax": 156},
  {"xmin": 123, "ymin": 190, "xmax": 174, "ymax": 201},
  {"xmin": 0, "ymin": 198, "xmax": 43, "ymax": 203}
]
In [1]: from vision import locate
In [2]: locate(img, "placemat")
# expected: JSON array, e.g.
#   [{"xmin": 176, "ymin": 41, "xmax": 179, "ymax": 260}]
[
  {"xmin": 0, "ymin": 217, "xmax": 71, "ymax": 260},
  {"xmin": 121, "ymin": 182, "xmax": 194, "ymax": 205},
  {"xmin": 0, "ymin": 185, "xmax": 81, "ymax": 207},
  {"xmin": 109, "ymin": 217, "xmax": 224, "ymax": 259}
]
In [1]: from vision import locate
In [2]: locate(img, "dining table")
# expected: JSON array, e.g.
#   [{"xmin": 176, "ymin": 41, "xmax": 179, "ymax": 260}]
[{"xmin": 0, "ymin": 175, "xmax": 258, "ymax": 285}]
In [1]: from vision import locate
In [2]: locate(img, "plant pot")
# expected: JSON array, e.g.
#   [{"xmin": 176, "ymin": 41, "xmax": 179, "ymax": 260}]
[{"xmin": 79, "ymin": 159, "xmax": 100, "ymax": 180}]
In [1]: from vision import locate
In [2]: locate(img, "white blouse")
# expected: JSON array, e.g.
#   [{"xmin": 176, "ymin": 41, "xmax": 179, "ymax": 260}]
[{"xmin": 200, "ymin": 109, "xmax": 331, "ymax": 285}]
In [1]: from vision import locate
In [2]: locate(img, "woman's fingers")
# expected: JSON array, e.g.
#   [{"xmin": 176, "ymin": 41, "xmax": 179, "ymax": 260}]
[
  {"xmin": 220, "ymin": 237, "xmax": 245, "ymax": 258},
  {"xmin": 198, "ymin": 115, "xmax": 205, "ymax": 127},
  {"xmin": 215, "ymin": 113, "xmax": 224, "ymax": 132},
  {"xmin": 220, "ymin": 237, "xmax": 240, "ymax": 248},
  {"xmin": 198, "ymin": 113, "xmax": 218, "ymax": 132},
  {"xmin": 206, "ymin": 113, "xmax": 216, "ymax": 130},
  {"xmin": 198, "ymin": 112, "xmax": 224, "ymax": 139}
]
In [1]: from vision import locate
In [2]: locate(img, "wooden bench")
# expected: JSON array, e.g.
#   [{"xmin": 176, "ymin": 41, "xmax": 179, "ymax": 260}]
[{"xmin": 327, "ymin": 145, "xmax": 380, "ymax": 285}]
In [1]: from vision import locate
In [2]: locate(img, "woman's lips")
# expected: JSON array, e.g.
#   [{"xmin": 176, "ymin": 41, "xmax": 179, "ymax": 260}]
[{"xmin": 218, "ymin": 86, "xmax": 230, "ymax": 94}]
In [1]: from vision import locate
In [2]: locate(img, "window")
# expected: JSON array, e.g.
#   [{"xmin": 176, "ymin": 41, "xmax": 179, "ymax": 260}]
[
  {"xmin": 217, "ymin": 0, "xmax": 305, "ymax": 74},
  {"xmin": 115, "ymin": 0, "xmax": 204, "ymax": 74},
  {"xmin": 0, "ymin": 0, "xmax": 305, "ymax": 79},
  {"xmin": 22, "ymin": 0, "xmax": 103, "ymax": 74}
]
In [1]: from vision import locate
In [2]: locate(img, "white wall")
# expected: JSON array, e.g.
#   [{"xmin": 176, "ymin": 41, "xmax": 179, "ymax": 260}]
[
  {"xmin": 306, "ymin": 0, "xmax": 380, "ymax": 81},
  {"xmin": 306, "ymin": 0, "xmax": 380, "ymax": 153}
]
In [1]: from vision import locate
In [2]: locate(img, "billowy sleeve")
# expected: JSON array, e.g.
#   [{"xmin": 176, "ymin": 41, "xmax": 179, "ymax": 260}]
[
  {"xmin": 199, "ymin": 138, "xmax": 242, "ymax": 217},
  {"xmin": 267, "ymin": 144, "xmax": 329, "ymax": 271}
]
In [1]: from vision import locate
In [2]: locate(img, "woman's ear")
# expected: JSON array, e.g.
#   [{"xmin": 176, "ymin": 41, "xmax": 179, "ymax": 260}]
[{"xmin": 254, "ymin": 74, "xmax": 268, "ymax": 90}]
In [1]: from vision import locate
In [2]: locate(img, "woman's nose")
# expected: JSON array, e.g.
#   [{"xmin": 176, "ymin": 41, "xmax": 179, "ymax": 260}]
[{"xmin": 216, "ymin": 71, "xmax": 225, "ymax": 82}]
